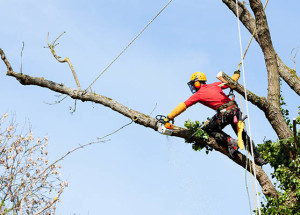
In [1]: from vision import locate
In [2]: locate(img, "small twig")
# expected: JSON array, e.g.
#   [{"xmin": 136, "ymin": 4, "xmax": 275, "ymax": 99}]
[
  {"xmin": 43, "ymin": 95, "xmax": 68, "ymax": 106},
  {"xmin": 69, "ymin": 100, "xmax": 77, "ymax": 114},
  {"xmin": 18, "ymin": 138, "xmax": 106, "ymax": 215},
  {"xmin": 33, "ymin": 188, "xmax": 63, "ymax": 215},
  {"xmin": 51, "ymin": 31, "xmax": 66, "ymax": 47},
  {"xmin": 20, "ymin": 42, "xmax": 25, "ymax": 74},
  {"xmin": 148, "ymin": 103, "xmax": 157, "ymax": 116},
  {"xmin": 46, "ymin": 32, "xmax": 81, "ymax": 90},
  {"xmin": 96, "ymin": 120, "xmax": 133, "ymax": 141},
  {"xmin": 290, "ymin": 48, "xmax": 298, "ymax": 71},
  {"xmin": 18, "ymin": 120, "xmax": 133, "ymax": 214}
]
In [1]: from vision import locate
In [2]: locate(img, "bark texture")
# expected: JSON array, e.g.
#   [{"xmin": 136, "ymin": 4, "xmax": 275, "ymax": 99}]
[
  {"xmin": 0, "ymin": 48, "xmax": 277, "ymax": 198},
  {"xmin": 249, "ymin": 0, "xmax": 280, "ymax": 108}
]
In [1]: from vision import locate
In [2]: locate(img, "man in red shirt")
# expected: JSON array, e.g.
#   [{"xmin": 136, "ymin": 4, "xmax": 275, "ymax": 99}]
[{"xmin": 165, "ymin": 71, "xmax": 266, "ymax": 166}]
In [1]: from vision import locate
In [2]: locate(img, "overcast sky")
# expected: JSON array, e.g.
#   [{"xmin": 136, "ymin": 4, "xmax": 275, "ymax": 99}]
[{"xmin": 1, "ymin": 0, "xmax": 299, "ymax": 214}]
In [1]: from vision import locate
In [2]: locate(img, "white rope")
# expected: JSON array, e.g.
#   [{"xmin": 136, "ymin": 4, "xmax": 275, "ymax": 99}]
[
  {"xmin": 244, "ymin": 147, "xmax": 253, "ymax": 214},
  {"xmin": 85, "ymin": 0, "xmax": 174, "ymax": 91},
  {"xmin": 235, "ymin": 1, "xmax": 262, "ymax": 214}
]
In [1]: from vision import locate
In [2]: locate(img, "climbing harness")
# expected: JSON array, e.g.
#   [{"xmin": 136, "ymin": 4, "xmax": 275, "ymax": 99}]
[
  {"xmin": 84, "ymin": 0, "xmax": 174, "ymax": 92},
  {"xmin": 227, "ymin": 88, "xmax": 235, "ymax": 101}
]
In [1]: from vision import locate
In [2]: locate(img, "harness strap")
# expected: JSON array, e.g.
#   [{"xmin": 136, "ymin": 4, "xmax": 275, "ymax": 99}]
[
  {"xmin": 219, "ymin": 104, "xmax": 237, "ymax": 113},
  {"xmin": 216, "ymin": 100, "xmax": 237, "ymax": 112}
]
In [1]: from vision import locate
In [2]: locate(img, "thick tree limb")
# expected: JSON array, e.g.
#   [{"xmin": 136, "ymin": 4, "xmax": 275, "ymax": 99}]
[
  {"xmin": 247, "ymin": 0, "xmax": 280, "ymax": 108},
  {"xmin": 0, "ymin": 48, "xmax": 277, "ymax": 198},
  {"xmin": 222, "ymin": 0, "xmax": 300, "ymax": 96},
  {"xmin": 217, "ymin": 72, "xmax": 292, "ymax": 139}
]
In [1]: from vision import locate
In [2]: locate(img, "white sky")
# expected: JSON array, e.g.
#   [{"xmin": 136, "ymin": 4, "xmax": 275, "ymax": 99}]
[{"xmin": 0, "ymin": 0, "xmax": 299, "ymax": 214}]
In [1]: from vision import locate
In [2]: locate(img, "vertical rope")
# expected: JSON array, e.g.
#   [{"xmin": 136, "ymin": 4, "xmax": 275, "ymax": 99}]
[
  {"xmin": 235, "ymin": 1, "xmax": 262, "ymax": 214},
  {"xmin": 239, "ymin": 95, "xmax": 254, "ymax": 214}
]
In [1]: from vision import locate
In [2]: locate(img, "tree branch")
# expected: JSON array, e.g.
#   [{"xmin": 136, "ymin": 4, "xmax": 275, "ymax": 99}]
[
  {"xmin": 0, "ymin": 48, "xmax": 277, "ymax": 198},
  {"xmin": 222, "ymin": 0, "xmax": 300, "ymax": 96},
  {"xmin": 217, "ymin": 71, "xmax": 292, "ymax": 139}
]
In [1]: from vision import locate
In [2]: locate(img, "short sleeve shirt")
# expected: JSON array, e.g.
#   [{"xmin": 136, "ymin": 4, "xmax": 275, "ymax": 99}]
[{"xmin": 184, "ymin": 82, "xmax": 231, "ymax": 110}]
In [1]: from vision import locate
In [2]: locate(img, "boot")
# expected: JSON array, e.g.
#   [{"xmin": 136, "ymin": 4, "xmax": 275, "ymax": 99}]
[{"xmin": 227, "ymin": 137, "xmax": 239, "ymax": 157}]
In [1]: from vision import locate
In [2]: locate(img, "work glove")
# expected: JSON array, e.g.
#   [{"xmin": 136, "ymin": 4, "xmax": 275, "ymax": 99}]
[
  {"xmin": 167, "ymin": 103, "xmax": 187, "ymax": 120},
  {"xmin": 231, "ymin": 70, "xmax": 240, "ymax": 82}
]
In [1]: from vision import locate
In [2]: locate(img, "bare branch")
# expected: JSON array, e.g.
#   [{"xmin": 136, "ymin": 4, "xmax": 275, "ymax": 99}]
[
  {"xmin": 20, "ymin": 42, "xmax": 25, "ymax": 74},
  {"xmin": 46, "ymin": 32, "xmax": 81, "ymax": 90},
  {"xmin": 290, "ymin": 48, "xmax": 298, "ymax": 71},
  {"xmin": 0, "ymin": 48, "xmax": 277, "ymax": 198},
  {"xmin": 33, "ymin": 187, "xmax": 63, "ymax": 215}
]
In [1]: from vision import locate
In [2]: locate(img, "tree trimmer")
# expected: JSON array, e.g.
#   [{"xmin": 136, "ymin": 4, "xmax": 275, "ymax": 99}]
[{"xmin": 155, "ymin": 115, "xmax": 174, "ymax": 136}]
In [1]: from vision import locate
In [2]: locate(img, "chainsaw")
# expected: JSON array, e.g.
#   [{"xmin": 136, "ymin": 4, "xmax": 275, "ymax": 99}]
[{"xmin": 155, "ymin": 115, "xmax": 174, "ymax": 135}]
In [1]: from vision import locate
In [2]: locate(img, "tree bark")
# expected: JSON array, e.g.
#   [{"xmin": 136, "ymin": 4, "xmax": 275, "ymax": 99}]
[
  {"xmin": 249, "ymin": 0, "xmax": 280, "ymax": 109},
  {"xmin": 222, "ymin": 0, "xmax": 300, "ymax": 96},
  {"xmin": 0, "ymin": 48, "xmax": 277, "ymax": 198}
]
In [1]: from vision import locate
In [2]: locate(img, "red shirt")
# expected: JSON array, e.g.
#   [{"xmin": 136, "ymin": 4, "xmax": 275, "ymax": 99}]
[{"xmin": 184, "ymin": 82, "xmax": 231, "ymax": 110}]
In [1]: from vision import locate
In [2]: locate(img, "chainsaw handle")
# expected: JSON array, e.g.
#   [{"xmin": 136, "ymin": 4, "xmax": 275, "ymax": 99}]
[{"xmin": 155, "ymin": 115, "xmax": 174, "ymax": 124}]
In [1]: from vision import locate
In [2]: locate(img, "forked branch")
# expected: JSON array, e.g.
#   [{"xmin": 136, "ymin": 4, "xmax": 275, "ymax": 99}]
[{"xmin": 46, "ymin": 32, "xmax": 81, "ymax": 90}]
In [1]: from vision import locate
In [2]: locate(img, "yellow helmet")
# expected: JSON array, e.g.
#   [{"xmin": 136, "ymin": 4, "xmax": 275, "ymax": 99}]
[
  {"xmin": 190, "ymin": 72, "xmax": 207, "ymax": 82},
  {"xmin": 187, "ymin": 72, "xmax": 207, "ymax": 93}
]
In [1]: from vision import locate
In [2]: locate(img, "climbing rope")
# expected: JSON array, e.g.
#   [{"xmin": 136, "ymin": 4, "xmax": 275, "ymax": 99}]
[
  {"xmin": 235, "ymin": 1, "xmax": 262, "ymax": 214},
  {"xmin": 236, "ymin": 1, "xmax": 271, "ymax": 214},
  {"xmin": 84, "ymin": 0, "xmax": 174, "ymax": 92}
]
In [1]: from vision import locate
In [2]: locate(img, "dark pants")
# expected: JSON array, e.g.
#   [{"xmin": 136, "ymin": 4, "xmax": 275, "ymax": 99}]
[{"xmin": 203, "ymin": 106, "xmax": 261, "ymax": 158}]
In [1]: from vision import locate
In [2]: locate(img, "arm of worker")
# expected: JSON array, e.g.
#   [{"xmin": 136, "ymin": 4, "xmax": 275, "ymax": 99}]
[{"xmin": 167, "ymin": 102, "xmax": 187, "ymax": 120}]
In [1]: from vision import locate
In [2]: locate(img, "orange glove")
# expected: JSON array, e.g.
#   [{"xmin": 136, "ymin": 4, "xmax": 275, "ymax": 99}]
[{"xmin": 167, "ymin": 103, "xmax": 187, "ymax": 120}]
